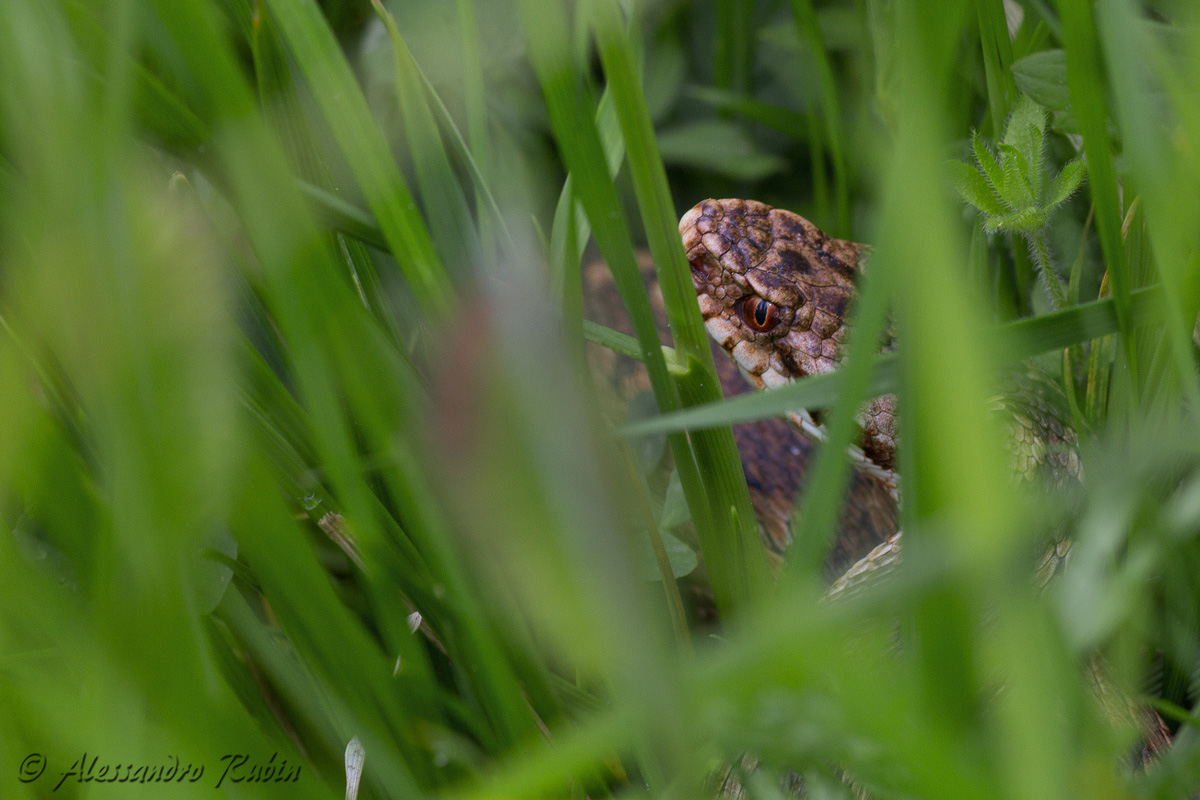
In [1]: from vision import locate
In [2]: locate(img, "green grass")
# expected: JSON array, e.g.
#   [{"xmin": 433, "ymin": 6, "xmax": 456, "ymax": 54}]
[{"xmin": 2, "ymin": 1, "xmax": 1200, "ymax": 799}]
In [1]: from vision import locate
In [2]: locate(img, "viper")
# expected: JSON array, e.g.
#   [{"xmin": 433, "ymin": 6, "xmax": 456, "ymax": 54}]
[
  {"xmin": 679, "ymin": 197, "xmax": 1084, "ymax": 592},
  {"xmin": 675, "ymin": 198, "xmax": 1171, "ymax": 788}
]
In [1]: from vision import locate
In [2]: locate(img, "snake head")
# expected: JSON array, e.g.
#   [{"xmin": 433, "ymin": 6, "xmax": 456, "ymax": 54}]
[
  {"xmin": 680, "ymin": 199, "xmax": 897, "ymax": 471},
  {"xmin": 679, "ymin": 198, "xmax": 863, "ymax": 390}
]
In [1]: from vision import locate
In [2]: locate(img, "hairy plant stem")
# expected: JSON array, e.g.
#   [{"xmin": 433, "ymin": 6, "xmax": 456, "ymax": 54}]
[{"xmin": 1027, "ymin": 227, "xmax": 1068, "ymax": 310}]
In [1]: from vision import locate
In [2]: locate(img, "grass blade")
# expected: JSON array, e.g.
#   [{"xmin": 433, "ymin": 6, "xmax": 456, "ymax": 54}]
[
  {"xmin": 620, "ymin": 284, "xmax": 1165, "ymax": 436},
  {"xmin": 370, "ymin": 0, "xmax": 479, "ymax": 281},
  {"xmin": 262, "ymin": 0, "xmax": 452, "ymax": 315},
  {"xmin": 788, "ymin": 0, "xmax": 851, "ymax": 235},
  {"xmin": 590, "ymin": 0, "xmax": 770, "ymax": 605},
  {"xmin": 1059, "ymin": 0, "xmax": 1138, "ymax": 405}
]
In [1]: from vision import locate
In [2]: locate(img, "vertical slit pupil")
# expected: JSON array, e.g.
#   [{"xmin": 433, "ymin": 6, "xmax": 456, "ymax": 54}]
[{"xmin": 755, "ymin": 300, "xmax": 769, "ymax": 326}]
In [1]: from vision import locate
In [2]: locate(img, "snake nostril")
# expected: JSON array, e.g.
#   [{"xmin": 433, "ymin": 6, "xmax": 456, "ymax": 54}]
[{"xmin": 689, "ymin": 252, "xmax": 717, "ymax": 285}]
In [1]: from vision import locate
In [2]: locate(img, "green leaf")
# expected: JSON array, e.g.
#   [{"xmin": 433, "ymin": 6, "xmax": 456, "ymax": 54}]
[
  {"xmin": 520, "ymin": 0, "xmax": 772, "ymax": 617},
  {"xmin": 946, "ymin": 159, "xmax": 1008, "ymax": 216},
  {"xmin": 639, "ymin": 528, "xmax": 698, "ymax": 581},
  {"xmin": 627, "ymin": 391, "xmax": 668, "ymax": 475},
  {"xmin": 192, "ymin": 529, "xmax": 237, "ymax": 614},
  {"xmin": 1004, "ymin": 96, "xmax": 1049, "ymax": 153},
  {"xmin": 973, "ymin": 131, "xmax": 1006, "ymax": 196},
  {"xmin": 656, "ymin": 120, "xmax": 788, "ymax": 181},
  {"xmin": 1011, "ymin": 49, "xmax": 1070, "ymax": 111},
  {"xmin": 1003, "ymin": 96, "xmax": 1047, "ymax": 195},
  {"xmin": 998, "ymin": 142, "xmax": 1036, "ymax": 207},
  {"xmin": 983, "ymin": 207, "xmax": 1045, "ymax": 233},
  {"xmin": 658, "ymin": 471, "xmax": 691, "ymax": 529},
  {"xmin": 549, "ymin": 90, "xmax": 625, "ymax": 313},
  {"xmin": 1046, "ymin": 157, "xmax": 1087, "ymax": 209}
]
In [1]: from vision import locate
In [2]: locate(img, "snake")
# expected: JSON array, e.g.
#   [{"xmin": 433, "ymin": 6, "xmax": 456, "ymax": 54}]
[
  {"xmin": 583, "ymin": 252, "xmax": 900, "ymax": 579},
  {"xmin": 678, "ymin": 197, "xmax": 1089, "ymax": 593},
  {"xmin": 674, "ymin": 198, "xmax": 1174, "ymax": 790},
  {"xmin": 580, "ymin": 198, "xmax": 1169, "ymax": 793}
]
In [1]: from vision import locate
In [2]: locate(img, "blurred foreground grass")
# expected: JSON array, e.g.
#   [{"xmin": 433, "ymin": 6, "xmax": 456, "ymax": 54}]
[{"xmin": 1, "ymin": 1, "xmax": 1200, "ymax": 798}]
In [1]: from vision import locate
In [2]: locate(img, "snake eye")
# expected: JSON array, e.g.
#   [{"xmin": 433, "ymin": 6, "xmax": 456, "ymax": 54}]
[{"xmin": 740, "ymin": 296, "xmax": 779, "ymax": 332}]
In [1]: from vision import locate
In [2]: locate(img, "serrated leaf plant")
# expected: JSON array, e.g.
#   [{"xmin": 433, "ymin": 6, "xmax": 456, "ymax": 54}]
[{"xmin": 948, "ymin": 95, "xmax": 1086, "ymax": 310}]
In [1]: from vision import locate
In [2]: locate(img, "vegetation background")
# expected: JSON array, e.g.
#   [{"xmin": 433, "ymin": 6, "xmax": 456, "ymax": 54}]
[{"xmin": 1, "ymin": 0, "xmax": 1199, "ymax": 798}]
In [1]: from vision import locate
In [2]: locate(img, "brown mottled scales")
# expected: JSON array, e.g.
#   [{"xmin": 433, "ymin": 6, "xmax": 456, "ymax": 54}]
[{"xmin": 680, "ymin": 198, "xmax": 897, "ymax": 469}]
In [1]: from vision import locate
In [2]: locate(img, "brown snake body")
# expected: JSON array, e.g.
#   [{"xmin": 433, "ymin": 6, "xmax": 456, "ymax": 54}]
[
  {"xmin": 671, "ymin": 199, "xmax": 1172, "ymax": 787},
  {"xmin": 582, "ymin": 254, "xmax": 899, "ymax": 578},
  {"xmin": 678, "ymin": 198, "xmax": 907, "ymax": 593},
  {"xmin": 586, "ymin": 198, "xmax": 1083, "ymax": 582},
  {"xmin": 584, "ymin": 198, "xmax": 1169, "ymax": 785},
  {"xmin": 677, "ymin": 198, "xmax": 1099, "ymax": 594}
]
